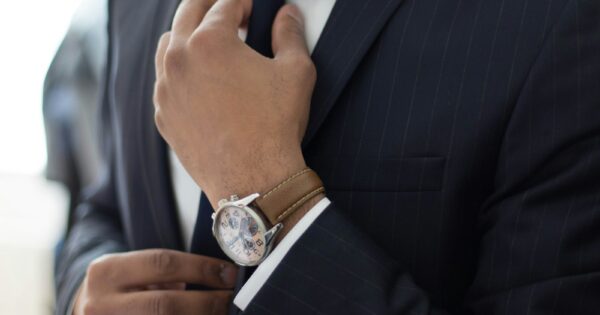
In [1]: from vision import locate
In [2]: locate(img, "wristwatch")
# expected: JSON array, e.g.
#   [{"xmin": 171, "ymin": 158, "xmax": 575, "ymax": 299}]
[{"xmin": 211, "ymin": 168, "xmax": 324, "ymax": 266}]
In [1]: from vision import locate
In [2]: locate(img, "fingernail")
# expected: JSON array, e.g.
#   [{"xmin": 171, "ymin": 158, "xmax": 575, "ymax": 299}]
[
  {"xmin": 219, "ymin": 263, "xmax": 238, "ymax": 287},
  {"xmin": 286, "ymin": 4, "xmax": 304, "ymax": 27}
]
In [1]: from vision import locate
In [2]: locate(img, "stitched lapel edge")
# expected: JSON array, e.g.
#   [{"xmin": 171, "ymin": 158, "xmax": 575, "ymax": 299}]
[{"xmin": 302, "ymin": 0, "xmax": 406, "ymax": 148}]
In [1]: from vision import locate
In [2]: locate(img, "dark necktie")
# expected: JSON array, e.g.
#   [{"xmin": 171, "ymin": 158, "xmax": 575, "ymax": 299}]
[
  {"xmin": 188, "ymin": 0, "xmax": 286, "ymax": 290},
  {"xmin": 245, "ymin": 0, "xmax": 286, "ymax": 57}
]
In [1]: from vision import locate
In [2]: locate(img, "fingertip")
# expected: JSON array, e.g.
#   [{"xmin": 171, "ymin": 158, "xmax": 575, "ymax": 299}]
[
  {"xmin": 272, "ymin": 4, "xmax": 308, "ymax": 57},
  {"xmin": 219, "ymin": 263, "xmax": 239, "ymax": 288},
  {"xmin": 282, "ymin": 3, "xmax": 304, "ymax": 28}
]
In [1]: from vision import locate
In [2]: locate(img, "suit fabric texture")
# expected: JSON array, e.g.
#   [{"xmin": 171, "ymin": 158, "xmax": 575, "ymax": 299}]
[{"xmin": 55, "ymin": 0, "xmax": 600, "ymax": 314}]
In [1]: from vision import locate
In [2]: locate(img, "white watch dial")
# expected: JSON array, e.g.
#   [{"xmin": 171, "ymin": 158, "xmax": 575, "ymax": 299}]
[{"xmin": 215, "ymin": 205, "xmax": 267, "ymax": 265}]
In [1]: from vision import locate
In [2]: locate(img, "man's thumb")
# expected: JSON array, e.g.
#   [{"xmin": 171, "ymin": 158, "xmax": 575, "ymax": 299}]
[{"xmin": 271, "ymin": 4, "xmax": 309, "ymax": 58}]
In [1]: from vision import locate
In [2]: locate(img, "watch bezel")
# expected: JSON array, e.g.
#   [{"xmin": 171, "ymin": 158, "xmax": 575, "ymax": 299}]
[{"xmin": 212, "ymin": 203, "xmax": 273, "ymax": 266}]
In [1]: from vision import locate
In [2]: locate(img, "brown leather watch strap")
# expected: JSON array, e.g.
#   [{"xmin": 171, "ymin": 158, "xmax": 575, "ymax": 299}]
[{"xmin": 254, "ymin": 168, "xmax": 324, "ymax": 225}]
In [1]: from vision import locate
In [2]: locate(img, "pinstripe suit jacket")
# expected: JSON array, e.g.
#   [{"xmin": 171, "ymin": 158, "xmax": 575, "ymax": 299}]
[{"xmin": 55, "ymin": 0, "xmax": 600, "ymax": 314}]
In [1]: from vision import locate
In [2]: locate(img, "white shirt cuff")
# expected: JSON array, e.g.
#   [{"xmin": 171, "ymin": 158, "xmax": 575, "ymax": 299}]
[{"xmin": 233, "ymin": 197, "xmax": 332, "ymax": 311}]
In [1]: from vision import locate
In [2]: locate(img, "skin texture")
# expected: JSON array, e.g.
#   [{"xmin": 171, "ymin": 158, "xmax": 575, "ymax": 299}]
[{"xmin": 74, "ymin": 0, "xmax": 324, "ymax": 313}]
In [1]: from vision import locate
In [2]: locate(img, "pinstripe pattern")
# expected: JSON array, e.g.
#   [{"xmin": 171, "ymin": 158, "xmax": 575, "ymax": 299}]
[
  {"xmin": 54, "ymin": 0, "xmax": 600, "ymax": 314},
  {"xmin": 254, "ymin": 0, "xmax": 600, "ymax": 313}
]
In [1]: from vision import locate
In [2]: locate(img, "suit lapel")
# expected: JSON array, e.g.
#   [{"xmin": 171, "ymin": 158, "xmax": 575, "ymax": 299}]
[
  {"xmin": 302, "ymin": 0, "xmax": 406, "ymax": 148},
  {"xmin": 137, "ymin": 0, "xmax": 184, "ymax": 250}
]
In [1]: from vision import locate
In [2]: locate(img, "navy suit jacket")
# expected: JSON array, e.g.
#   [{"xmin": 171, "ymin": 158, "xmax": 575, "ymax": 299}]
[{"xmin": 56, "ymin": 0, "xmax": 600, "ymax": 314}]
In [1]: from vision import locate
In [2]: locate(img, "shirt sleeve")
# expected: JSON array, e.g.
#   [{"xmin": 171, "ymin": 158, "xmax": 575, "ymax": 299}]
[
  {"xmin": 233, "ymin": 197, "xmax": 332, "ymax": 311},
  {"xmin": 65, "ymin": 297, "xmax": 76, "ymax": 315},
  {"xmin": 65, "ymin": 279, "xmax": 83, "ymax": 315}
]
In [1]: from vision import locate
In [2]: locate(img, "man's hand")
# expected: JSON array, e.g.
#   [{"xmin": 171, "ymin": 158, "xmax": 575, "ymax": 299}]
[
  {"xmin": 72, "ymin": 249, "xmax": 238, "ymax": 315},
  {"xmin": 153, "ymin": 0, "xmax": 317, "ymax": 209}
]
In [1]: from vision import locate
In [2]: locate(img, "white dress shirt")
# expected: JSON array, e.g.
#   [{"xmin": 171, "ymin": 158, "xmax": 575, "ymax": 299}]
[{"xmin": 169, "ymin": 0, "xmax": 337, "ymax": 311}]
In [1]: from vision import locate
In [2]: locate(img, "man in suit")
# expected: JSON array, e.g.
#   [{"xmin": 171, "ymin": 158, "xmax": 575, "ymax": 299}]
[{"xmin": 55, "ymin": 0, "xmax": 600, "ymax": 314}]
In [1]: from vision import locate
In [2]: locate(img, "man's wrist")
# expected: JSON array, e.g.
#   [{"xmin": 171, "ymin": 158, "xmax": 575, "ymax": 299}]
[
  {"xmin": 205, "ymin": 155, "xmax": 324, "ymax": 244},
  {"xmin": 204, "ymin": 148, "xmax": 307, "ymax": 209}
]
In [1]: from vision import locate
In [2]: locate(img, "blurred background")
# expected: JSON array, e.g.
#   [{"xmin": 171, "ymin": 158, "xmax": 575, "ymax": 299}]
[{"xmin": 0, "ymin": 0, "xmax": 107, "ymax": 313}]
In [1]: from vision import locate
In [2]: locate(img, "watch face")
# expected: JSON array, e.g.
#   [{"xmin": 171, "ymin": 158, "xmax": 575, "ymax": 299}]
[{"xmin": 214, "ymin": 205, "xmax": 268, "ymax": 265}]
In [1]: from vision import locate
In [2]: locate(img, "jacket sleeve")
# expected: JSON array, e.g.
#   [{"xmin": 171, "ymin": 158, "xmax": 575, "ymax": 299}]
[
  {"xmin": 54, "ymin": 4, "xmax": 128, "ymax": 314},
  {"xmin": 244, "ymin": 0, "xmax": 600, "ymax": 314}
]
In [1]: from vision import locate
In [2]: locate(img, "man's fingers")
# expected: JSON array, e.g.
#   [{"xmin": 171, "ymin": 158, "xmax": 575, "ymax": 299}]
[
  {"xmin": 87, "ymin": 249, "xmax": 239, "ymax": 291},
  {"xmin": 199, "ymin": 0, "xmax": 252, "ymax": 36},
  {"xmin": 121, "ymin": 290, "xmax": 233, "ymax": 315},
  {"xmin": 271, "ymin": 4, "xmax": 309, "ymax": 59},
  {"xmin": 145, "ymin": 282, "xmax": 186, "ymax": 291},
  {"xmin": 91, "ymin": 290, "xmax": 233, "ymax": 315},
  {"xmin": 155, "ymin": 32, "xmax": 171, "ymax": 79},
  {"xmin": 171, "ymin": 0, "xmax": 217, "ymax": 39}
]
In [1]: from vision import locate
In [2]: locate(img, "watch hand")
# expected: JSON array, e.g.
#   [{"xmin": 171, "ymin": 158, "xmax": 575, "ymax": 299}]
[
  {"xmin": 227, "ymin": 236, "xmax": 240, "ymax": 247},
  {"xmin": 238, "ymin": 231, "xmax": 248, "ymax": 249},
  {"xmin": 229, "ymin": 217, "xmax": 238, "ymax": 229}
]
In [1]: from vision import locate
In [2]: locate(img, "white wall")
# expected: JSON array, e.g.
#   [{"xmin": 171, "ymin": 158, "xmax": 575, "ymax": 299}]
[
  {"xmin": 0, "ymin": 176, "xmax": 67, "ymax": 315},
  {"xmin": 0, "ymin": 0, "xmax": 80, "ymax": 314}
]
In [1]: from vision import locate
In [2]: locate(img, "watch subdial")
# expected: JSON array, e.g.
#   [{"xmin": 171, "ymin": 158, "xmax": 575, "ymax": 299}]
[
  {"xmin": 240, "ymin": 217, "xmax": 259, "ymax": 237},
  {"xmin": 242, "ymin": 238, "xmax": 255, "ymax": 250},
  {"xmin": 227, "ymin": 216, "xmax": 239, "ymax": 230}
]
